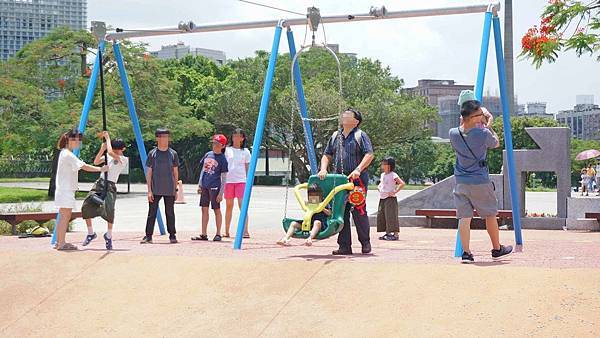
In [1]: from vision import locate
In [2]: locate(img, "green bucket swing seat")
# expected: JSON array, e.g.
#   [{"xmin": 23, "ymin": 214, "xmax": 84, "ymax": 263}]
[{"xmin": 282, "ymin": 174, "xmax": 354, "ymax": 240}]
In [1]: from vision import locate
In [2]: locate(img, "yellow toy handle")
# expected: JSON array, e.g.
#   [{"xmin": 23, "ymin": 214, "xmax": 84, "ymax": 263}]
[{"xmin": 293, "ymin": 181, "xmax": 355, "ymax": 232}]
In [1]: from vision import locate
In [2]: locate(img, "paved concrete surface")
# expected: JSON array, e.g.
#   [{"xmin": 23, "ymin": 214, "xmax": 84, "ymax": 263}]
[
  {"xmin": 1, "ymin": 183, "xmax": 589, "ymax": 234},
  {"xmin": 1, "ymin": 227, "xmax": 600, "ymax": 337}
]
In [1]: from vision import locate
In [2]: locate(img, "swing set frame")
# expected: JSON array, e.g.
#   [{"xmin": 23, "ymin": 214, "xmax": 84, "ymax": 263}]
[{"xmin": 52, "ymin": 2, "xmax": 523, "ymax": 254}]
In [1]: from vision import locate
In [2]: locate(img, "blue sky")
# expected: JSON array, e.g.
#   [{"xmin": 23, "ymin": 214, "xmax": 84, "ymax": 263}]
[{"xmin": 88, "ymin": 0, "xmax": 600, "ymax": 113}]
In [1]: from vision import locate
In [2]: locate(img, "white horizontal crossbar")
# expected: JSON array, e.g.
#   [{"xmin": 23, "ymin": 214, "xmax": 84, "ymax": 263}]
[{"xmin": 105, "ymin": 2, "xmax": 500, "ymax": 40}]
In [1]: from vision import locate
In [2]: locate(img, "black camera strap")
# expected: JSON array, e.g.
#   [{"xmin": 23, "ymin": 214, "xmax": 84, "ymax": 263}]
[{"xmin": 459, "ymin": 129, "xmax": 481, "ymax": 162}]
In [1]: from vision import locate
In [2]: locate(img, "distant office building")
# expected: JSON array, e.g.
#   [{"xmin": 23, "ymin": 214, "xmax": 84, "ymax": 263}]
[
  {"xmin": 576, "ymin": 94, "xmax": 594, "ymax": 105},
  {"xmin": 0, "ymin": 0, "xmax": 87, "ymax": 60},
  {"xmin": 556, "ymin": 97, "xmax": 600, "ymax": 140},
  {"xmin": 405, "ymin": 79, "xmax": 473, "ymax": 137},
  {"xmin": 150, "ymin": 42, "xmax": 227, "ymax": 65},
  {"xmin": 518, "ymin": 102, "xmax": 553, "ymax": 119}
]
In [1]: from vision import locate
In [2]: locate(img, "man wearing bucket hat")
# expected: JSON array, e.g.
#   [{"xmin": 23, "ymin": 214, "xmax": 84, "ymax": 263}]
[{"xmin": 449, "ymin": 90, "xmax": 513, "ymax": 263}]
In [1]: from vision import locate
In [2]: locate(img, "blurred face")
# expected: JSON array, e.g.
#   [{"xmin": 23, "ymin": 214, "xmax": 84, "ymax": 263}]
[
  {"xmin": 381, "ymin": 162, "xmax": 391, "ymax": 173},
  {"xmin": 232, "ymin": 133, "xmax": 244, "ymax": 148},
  {"xmin": 307, "ymin": 194, "xmax": 322, "ymax": 204},
  {"xmin": 341, "ymin": 111, "xmax": 359, "ymax": 129},
  {"xmin": 156, "ymin": 134, "xmax": 169, "ymax": 148},
  {"xmin": 212, "ymin": 141, "xmax": 224, "ymax": 153},
  {"xmin": 68, "ymin": 137, "xmax": 81, "ymax": 150}
]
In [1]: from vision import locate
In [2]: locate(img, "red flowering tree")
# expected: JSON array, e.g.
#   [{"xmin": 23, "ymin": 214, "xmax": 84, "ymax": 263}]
[{"xmin": 520, "ymin": 0, "xmax": 600, "ymax": 68}]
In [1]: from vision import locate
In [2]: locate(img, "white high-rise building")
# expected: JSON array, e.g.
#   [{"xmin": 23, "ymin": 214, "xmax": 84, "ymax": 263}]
[
  {"xmin": 0, "ymin": 0, "xmax": 87, "ymax": 60},
  {"xmin": 150, "ymin": 42, "xmax": 227, "ymax": 65}
]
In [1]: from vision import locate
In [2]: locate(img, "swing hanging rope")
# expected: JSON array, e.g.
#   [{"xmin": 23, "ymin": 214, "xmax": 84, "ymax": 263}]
[{"xmin": 283, "ymin": 14, "xmax": 345, "ymax": 222}]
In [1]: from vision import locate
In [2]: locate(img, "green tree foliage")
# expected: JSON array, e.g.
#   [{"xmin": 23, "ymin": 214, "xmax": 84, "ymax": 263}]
[
  {"xmin": 521, "ymin": 0, "xmax": 600, "ymax": 68},
  {"xmin": 214, "ymin": 49, "xmax": 437, "ymax": 181}
]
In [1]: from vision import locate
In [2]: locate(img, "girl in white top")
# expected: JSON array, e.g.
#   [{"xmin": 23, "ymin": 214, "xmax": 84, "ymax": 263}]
[
  {"xmin": 54, "ymin": 129, "xmax": 108, "ymax": 251},
  {"xmin": 81, "ymin": 131, "xmax": 129, "ymax": 250},
  {"xmin": 223, "ymin": 128, "xmax": 252, "ymax": 238}
]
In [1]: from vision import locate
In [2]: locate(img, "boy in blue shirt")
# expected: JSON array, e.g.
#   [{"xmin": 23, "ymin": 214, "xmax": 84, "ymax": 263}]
[{"xmin": 192, "ymin": 134, "xmax": 229, "ymax": 241}]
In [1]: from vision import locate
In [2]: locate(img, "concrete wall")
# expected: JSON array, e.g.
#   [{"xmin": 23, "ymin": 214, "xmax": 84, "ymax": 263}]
[{"xmin": 397, "ymin": 174, "xmax": 504, "ymax": 216}]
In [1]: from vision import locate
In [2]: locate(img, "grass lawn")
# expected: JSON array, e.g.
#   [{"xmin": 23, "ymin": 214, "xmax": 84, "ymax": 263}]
[
  {"xmin": 0, "ymin": 177, "xmax": 50, "ymax": 183},
  {"xmin": 0, "ymin": 187, "xmax": 87, "ymax": 203}
]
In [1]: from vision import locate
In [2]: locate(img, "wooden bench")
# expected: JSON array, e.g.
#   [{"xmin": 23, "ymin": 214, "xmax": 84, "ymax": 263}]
[
  {"xmin": 415, "ymin": 209, "xmax": 513, "ymax": 228},
  {"xmin": 0, "ymin": 212, "xmax": 82, "ymax": 235},
  {"xmin": 585, "ymin": 212, "xmax": 600, "ymax": 224}
]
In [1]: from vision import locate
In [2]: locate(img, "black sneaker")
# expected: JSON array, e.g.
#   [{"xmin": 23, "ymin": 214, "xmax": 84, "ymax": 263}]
[
  {"xmin": 361, "ymin": 243, "xmax": 372, "ymax": 254},
  {"xmin": 461, "ymin": 251, "xmax": 474, "ymax": 264},
  {"xmin": 140, "ymin": 236, "xmax": 152, "ymax": 244},
  {"xmin": 82, "ymin": 233, "xmax": 97, "ymax": 246},
  {"xmin": 169, "ymin": 235, "xmax": 178, "ymax": 244},
  {"xmin": 332, "ymin": 248, "xmax": 353, "ymax": 255},
  {"xmin": 103, "ymin": 233, "xmax": 113, "ymax": 250},
  {"xmin": 491, "ymin": 245, "xmax": 513, "ymax": 259}
]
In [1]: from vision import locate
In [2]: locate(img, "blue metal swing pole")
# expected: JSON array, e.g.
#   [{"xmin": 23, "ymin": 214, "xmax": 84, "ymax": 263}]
[
  {"xmin": 492, "ymin": 14, "xmax": 523, "ymax": 246},
  {"xmin": 51, "ymin": 41, "xmax": 105, "ymax": 245},
  {"xmin": 234, "ymin": 22, "xmax": 284, "ymax": 250},
  {"xmin": 454, "ymin": 10, "xmax": 493, "ymax": 257},
  {"xmin": 286, "ymin": 28, "xmax": 318, "ymax": 173},
  {"xmin": 113, "ymin": 41, "xmax": 166, "ymax": 235}
]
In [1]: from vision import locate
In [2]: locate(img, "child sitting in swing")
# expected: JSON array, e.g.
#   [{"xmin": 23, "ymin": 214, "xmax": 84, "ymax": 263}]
[{"xmin": 277, "ymin": 183, "xmax": 331, "ymax": 246}]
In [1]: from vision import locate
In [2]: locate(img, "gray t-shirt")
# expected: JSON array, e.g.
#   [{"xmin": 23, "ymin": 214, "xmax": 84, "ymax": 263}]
[
  {"xmin": 449, "ymin": 127, "xmax": 497, "ymax": 185},
  {"xmin": 146, "ymin": 147, "xmax": 179, "ymax": 196}
]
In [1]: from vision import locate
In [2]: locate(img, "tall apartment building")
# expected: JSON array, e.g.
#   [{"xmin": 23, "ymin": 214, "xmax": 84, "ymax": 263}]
[
  {"xmin": 556, "ymin": 96, "xmax": 600, "ymax": 140},
  {"xmin": 150, "ymin": 42, "xmax": 227, "ymax": 65},
  {"xmin": 0, "ymin": 0, "xmax": 87, "ymax": 60}
]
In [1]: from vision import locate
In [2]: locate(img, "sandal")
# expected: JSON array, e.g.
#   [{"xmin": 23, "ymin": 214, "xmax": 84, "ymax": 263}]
[
  {"xmin": 223, "ymin": 233, "xmax": 230, "ymax": 238},
  {"xmin": 191, "ymin": 235, "xmax": 208, "ymax": 241},
  {"xmin": 243, "ymin": 234, "xmax": 250, "ymax": 239},
  {"xmin": 213, "ymin": 235, "xmax": 222, "ymax": 242},
  {"xmin": 57, "ymin": 243, "xmax": 78, "ymax": 251}
]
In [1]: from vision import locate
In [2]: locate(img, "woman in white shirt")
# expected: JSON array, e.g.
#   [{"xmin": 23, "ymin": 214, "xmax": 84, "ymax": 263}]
[
  {"xmin": 81, "ymin": 131, "xmax": 129, "ymax": 250},
  {"xmin": 223, "ymin": 129, "xmax": 251, "ymax": 238},
  {"xmin": 54, "ymin": 129, "xmax": 108, "ymax": 251}
]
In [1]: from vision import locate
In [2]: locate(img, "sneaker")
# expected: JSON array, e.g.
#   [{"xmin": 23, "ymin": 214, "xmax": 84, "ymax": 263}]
[
  {"xmin": 361, "ymin": 243, "xmax": 372, "ymax": 254},
  {"xmin": 140, "ymin": 236, "xmax": 153, "ymax": 244},
  {"xmin": 332, "ymin": 248, "xmax": 353, "ymax": 255},
  {"xmin": 491, "ymin": 245, "xmax": 513, "ymax": 259},
  {"xmin": 461, "ymin": 251, "xmax": 474, "ymax": 264},
  {"xmin": 82, "ymin": 233, "xmax": 97, "ymax": 246},
  {"xmin": 379, "ymin": 233, "xmax": 398, "ymax": 241},
  {"xmin": 103, "ymin": 233, "xmax": 113, "ymax": 250},
  {"xmin": 169, "ymin": 235, "xmax": 178, "ymax": 244}
]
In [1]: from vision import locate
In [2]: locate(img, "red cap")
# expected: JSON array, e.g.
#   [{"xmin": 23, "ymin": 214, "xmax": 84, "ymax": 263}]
[{"xmin": 212, "ymin": 134, "xmax": 227, "ymax": 146}]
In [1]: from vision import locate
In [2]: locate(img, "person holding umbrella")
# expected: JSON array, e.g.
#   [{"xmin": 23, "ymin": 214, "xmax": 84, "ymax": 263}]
[{"xmin": 574, "ymin": 149, "xmax": 600, "ymax": 196}]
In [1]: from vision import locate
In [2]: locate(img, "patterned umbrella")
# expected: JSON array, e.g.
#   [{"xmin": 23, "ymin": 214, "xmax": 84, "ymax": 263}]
[{"xmin": 575, "ymin": 149, "xmax": 600, "ymax": 161}]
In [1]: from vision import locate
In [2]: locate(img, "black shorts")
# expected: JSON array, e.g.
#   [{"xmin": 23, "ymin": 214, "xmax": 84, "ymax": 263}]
[{"xmin": 199, "ymin": 187, "xmax": 221, "ymax": 209}]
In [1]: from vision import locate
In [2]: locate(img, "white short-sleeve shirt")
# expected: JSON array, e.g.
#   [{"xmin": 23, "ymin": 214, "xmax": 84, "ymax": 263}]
[
  {"xmin": 100, "ymin": 155, "xmax": 129, "ymax": 183},
  {"xmin": 224, "ymin": 147, "xmax": 251, "ymax": 183},
  {"xmin": 56, "ymin": 149, "xmax": 85, "ymax": 191}
]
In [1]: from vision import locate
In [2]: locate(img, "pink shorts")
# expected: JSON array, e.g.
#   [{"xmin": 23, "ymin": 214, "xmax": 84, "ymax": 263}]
[{"xmin": 224, "ymin": 182, "xmax": 246, "ymax": 200}]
